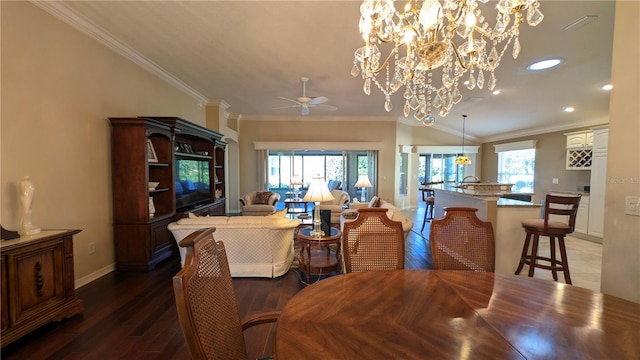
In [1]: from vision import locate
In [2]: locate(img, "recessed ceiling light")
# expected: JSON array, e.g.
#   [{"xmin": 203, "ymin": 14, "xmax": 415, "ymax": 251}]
[
  {"xmin": 601, "ymin": 84, "xmax": 613, "ymax": 91},
  {"xmin": 563, "ymin": 106, "xmax": 575, "ymax": 113},
  {"xmin": 492, "ymin": 89, "xmax": 501, "ymax": 95},
  {"xmin": 527, "ymin": 58, "xmax": 562, "ymax": 71}
]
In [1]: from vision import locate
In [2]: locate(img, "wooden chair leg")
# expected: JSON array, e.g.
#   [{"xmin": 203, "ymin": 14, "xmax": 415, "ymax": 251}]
[
  {"xmin": 527, "ymin": 234, "xmax": 540, "ymax": 278},
  {"xmin": 558, "ymin": 236, "xmax": 572, "ymax": 285},
  {"xmin": 549, "ymin": 236, "xmax": 558, "ymax": 281},
  {"xmin": 515, "ymin": 232, "xmax": 532, "ymax": 275}
]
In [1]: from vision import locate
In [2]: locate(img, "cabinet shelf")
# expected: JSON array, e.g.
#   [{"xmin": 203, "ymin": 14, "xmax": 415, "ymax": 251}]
[
  {"xmin": 175, "ymin": 151, "xmax": 212, "ymax": 160},
  {"xmin": 149, "ymin": 162, "xmax": 170, "ymax": 168},
  {"xmin": 149, "ymin": 188, "xmax": 171, "ymax": 195}
]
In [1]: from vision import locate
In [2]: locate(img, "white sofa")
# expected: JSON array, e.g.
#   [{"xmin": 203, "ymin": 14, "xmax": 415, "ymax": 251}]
[
  {"xmin": 345, "ymin": 197, "xmax": 414, "ymax": 239},
  {"xmin": 168, "ymin": 214, "xmax": 299, "ymax": 278}
]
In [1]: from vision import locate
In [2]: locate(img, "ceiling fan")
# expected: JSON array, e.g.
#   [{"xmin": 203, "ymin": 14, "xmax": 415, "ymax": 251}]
[{"xmin": 273, "ymin": 77, "xmax": 337, "ymax": 116}]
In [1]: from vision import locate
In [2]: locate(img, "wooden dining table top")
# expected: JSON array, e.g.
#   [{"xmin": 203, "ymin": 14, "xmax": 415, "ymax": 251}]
[{"xmin": 273, "ymin": 270, "xmax": 640, "ymax": 359}]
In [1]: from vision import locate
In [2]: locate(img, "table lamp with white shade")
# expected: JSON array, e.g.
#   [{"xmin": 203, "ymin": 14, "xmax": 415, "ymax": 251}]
[
  {"xmin": 355, "ymin": 174, "xmax": 373, "ymax": 202},
  {"xmin": 303, "ymin": 175, "xmax": 334, "ymax": 238},
  {"xmin": 290, "ymin": 174, "xmax": 303, "ymax": 200}
]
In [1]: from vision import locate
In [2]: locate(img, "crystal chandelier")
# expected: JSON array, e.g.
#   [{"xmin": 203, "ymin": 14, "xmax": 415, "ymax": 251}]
[{"xmin": 351, "ymin": 0, "xmax": 544, "ymax": 126}]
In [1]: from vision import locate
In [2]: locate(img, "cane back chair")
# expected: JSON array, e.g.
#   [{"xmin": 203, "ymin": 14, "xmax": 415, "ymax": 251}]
[
  {"xmin": 430, "ymin": 207, "xmax": 495, "ymax": 272},
  {"xmin": 342, "ymin": 207, "xmax": 405, "ymax": 273},
  {"xmin": 172, "ymin": 228, "xmax": 280, "ymax": 360}
]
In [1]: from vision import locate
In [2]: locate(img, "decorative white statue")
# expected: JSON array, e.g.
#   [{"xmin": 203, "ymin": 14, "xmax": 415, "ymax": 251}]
[{"xmin": 19, "ymin": 176, "xmax": 41, "ymax": 236}]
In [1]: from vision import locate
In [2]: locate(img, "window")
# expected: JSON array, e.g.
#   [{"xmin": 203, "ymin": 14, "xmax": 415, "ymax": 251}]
[
  {"xmin": 419, "ymin": 154, "xmax": 464, "ymax": 183},
  {"xmin": 267, "ymin": 150, "xmax": 376, "ymax": 201},
  {"xmin": 494, "ymin": 141, "xmax": 537, "ymax": 193},
  {"xmin": 399, "ymin": 153, "xmax": 408, "ymax": 195}
]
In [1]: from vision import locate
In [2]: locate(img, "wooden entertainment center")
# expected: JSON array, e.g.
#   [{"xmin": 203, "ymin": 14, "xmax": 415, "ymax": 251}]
[{"xmin": 109, "ymin": 117, "xmax": 226, "ymax": 271}]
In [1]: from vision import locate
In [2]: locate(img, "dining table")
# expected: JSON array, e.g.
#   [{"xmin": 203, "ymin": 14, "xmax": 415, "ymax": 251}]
[{"xmin": 273, "ymin": 270, "xmax": 640, "ymax": 359}]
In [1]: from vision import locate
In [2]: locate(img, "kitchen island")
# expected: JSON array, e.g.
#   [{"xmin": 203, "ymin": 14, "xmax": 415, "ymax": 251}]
[{"xmin": 425, "ymin": 183, "xmax": 542, "ymax": 274}]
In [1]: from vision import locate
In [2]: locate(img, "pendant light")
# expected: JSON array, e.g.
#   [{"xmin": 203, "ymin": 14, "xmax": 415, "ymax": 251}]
[{"xmin": 455, "ymin": 115, "xmax": 471, "ymax": 165}]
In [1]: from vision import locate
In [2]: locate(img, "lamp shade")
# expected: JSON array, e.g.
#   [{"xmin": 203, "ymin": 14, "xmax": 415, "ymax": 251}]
[
  {"xmin": 290, "ymin": 174, "xmax": 303, "ymax": 186},
  {"xmin": 355, "ymin": 174, "xmax": 373, "ymax": 188},
  {"xmin": 455, "ymin": 155, "xmax": 472, "ymax": 165},
  {"xmin": 303, "ymin": 176, "xmax": 334, "ymax": 202}
]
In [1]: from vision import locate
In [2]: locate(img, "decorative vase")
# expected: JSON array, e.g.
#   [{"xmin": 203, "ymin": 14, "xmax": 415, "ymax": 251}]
[{"xmin": 149, "ymin": 197, "xmax": 156, "ymax": 218}]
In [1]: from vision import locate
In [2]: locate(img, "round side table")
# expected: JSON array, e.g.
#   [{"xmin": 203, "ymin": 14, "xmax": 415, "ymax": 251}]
[{"xmin": 296, "ymin": 227, "xmax": 342, "ymax": 283}]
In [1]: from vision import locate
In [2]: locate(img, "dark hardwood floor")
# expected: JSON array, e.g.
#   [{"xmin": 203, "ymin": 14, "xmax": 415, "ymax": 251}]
[{"xmin": 1, "ymin": 206, "xmax": 432, "ymax": 359}]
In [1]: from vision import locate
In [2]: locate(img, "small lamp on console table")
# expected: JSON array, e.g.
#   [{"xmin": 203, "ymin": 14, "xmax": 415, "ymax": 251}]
[
  {"xmin": 355, "ymin": 174, "xmax": 373, "ymax": 202},
  {"xmin": 290, "ymin": 174, "xmax": 303, "ymax": 200},
  {"xmin": 303, "ymin": 175, "xmax": 334, "ymax": 238}
]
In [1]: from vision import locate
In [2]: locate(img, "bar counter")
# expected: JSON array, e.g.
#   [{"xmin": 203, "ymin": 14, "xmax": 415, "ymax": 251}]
[{"xmin": 426, "ymin": 183, "xmax": 542, "ymax": 274}]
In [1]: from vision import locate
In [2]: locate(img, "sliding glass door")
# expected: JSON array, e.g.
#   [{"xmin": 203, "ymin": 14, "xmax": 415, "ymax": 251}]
[{"xmin": 268, "ymin": 150, "xmax": 376, "ymax": 202}]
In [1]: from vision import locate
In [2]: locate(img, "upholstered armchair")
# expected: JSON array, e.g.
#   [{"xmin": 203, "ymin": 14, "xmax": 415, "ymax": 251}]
[
  {"xmin": 240, "ymin": 191, "xmax": 280, "ymax": 216},
  {"xmin": 319, "ymin": 190, "xmax": 349, "ymax": 224}
]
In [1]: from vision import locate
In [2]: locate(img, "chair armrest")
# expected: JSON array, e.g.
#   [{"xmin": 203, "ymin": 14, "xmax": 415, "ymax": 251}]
[
  {"xmin": 241, "ymin": 311, "xmax": 281, "ymax": 330},
  {"xmin": 268, "ymin": 193, "xmax": 281, "ymax": 205},
  {"xmin": 239, "ymin": 198, "xmax": 247, "ymax": 206}
]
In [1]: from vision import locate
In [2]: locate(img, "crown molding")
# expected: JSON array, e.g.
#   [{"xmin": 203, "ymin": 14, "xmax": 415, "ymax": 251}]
[
  {"xmin": 481, "ymin": 116, "xmax": 609, "ymax": 143},
  {"xmin": 241, "ymin": 114, "xmax": 399, "ymax": 122},
  {"xmin": 32, "ymin": 1, "xmax": 209, "ymax": 105}
]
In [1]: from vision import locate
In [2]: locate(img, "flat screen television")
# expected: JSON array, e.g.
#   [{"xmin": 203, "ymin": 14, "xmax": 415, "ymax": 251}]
[{"xmin": 175, "ymin": 158, "xmax": 211, "ymax": 210}]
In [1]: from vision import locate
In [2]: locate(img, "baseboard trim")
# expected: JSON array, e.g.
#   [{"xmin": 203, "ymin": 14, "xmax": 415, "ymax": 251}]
[
  {"xmin": 570, "ymin": 233, "xmax": 603, "ymax": 244},
  {"xmin": 75, "ymin": 263, "xmax": 116, "ymax": 289}
]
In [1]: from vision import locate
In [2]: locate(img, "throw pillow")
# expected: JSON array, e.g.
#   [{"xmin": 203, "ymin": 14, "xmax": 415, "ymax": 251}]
[
  {"xmin": 368, "ymin": 196, "xmax": 380, "ymax": 208},
  {"xmin": 254, "ymin": 191, "xmax": 273, "ymax": 205}
]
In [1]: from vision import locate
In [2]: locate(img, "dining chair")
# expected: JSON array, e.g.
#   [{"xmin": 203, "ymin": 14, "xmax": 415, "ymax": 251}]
[
  {"xmin": 429, "ymin": 207, "xmax": 495, "ymax": 272},
  {"xmin": 515, "ymin": 194, "xmax": 581, "ymax": 284},
  {"xmin": 342, "ymin": 207, "xmax": 405, "ymax": 272},
  {"xmin": 173, "ymin": 228, "xmax": 280, "ymax": 360}
]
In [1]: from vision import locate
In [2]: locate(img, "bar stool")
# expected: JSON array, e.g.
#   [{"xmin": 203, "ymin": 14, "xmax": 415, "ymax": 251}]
[
  {"xmin": 420, "ymin": 181, "xmax": 442, "ymax": 232},
  {"xmin": 421, "ymin": 192, "xmax": 435, "ymax": 232},
  {"xmin": 515, "ymin": 194, "xmax": 581, "ymax": 284}
]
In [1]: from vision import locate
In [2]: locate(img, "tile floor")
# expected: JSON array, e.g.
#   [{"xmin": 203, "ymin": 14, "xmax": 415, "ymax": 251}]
[{"xmin": 404, "ymin": 203, "xmax": 603, "ymax": 292}]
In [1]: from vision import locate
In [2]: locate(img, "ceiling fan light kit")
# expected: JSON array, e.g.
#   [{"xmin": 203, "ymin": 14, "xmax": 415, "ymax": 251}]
[
  {"xmin": 274, "ymin": 77, "xmax": 337, "ymax": 116},
  {"xmin": 351, "ymin": 0, "xmax": 544, "ymax": 125}
]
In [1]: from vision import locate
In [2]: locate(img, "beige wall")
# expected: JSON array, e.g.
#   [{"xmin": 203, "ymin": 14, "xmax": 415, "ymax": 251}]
[
  {"xmin": 601, "ymin": 1, "xmax": 640, "ymax": 303},
  {"xmin": 1, "ymin": 2, "xmax": 206, "ymax": 284},
  {"xmin": 481, "ymin": 128, "xmax": 595, "ymax": 204}
]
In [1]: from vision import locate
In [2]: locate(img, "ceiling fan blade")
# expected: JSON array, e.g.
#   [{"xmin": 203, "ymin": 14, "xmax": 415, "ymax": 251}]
[
  {"xmin": 315, "ymin": 104, "xmax": 338, "ymax": 111},
  {"xmin": 309, "ymin": 96, "xmax": 328, "ymax": 105},
  {"xmin": 301, "ymin": 107, "xmax": 310, "ymax": 116},
  {"xmin": 273, "ymin": 104, "xmax": 299, "ymax": 110},
  {"xmin": 278, "ymin": 96, "xmax": 300, "ymax": 104}
]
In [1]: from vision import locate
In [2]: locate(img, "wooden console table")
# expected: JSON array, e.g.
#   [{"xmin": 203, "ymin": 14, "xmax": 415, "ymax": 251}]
[{"xmin": 1, "ymin": 229, "xmax": 84, "ymax": 347}]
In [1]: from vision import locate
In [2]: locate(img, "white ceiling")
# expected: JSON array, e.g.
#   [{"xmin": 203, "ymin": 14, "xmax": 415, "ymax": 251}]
[{"xmin": 36, "ymin": 1, "xmax": 615, "ymax": 142}]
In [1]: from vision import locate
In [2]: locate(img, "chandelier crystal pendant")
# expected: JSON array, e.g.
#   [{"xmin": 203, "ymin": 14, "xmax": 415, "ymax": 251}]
[{"xmin": 351, "ymin": 0, "xmax": 543, "ymax": 126}]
